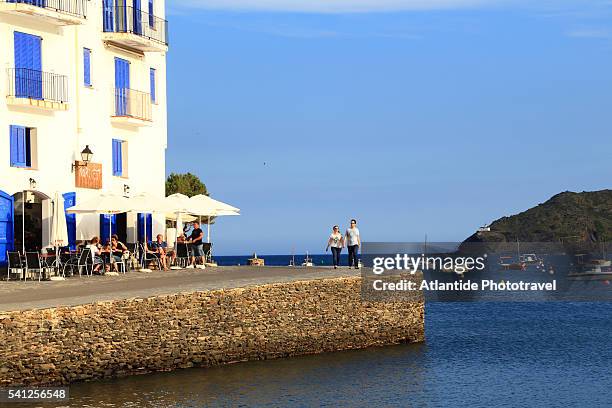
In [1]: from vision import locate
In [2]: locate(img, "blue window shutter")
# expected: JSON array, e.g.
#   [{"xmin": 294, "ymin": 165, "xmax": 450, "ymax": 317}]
[
  {"xmin": 111, "ymin": 140, "xmax": 117, "ymax": 175},
  {"xmin": 29, "ymin": 35, "xmax": 42, "ymax": 99},
  {"xmin": 148, "ymin": 0, "xmax": 154, "ymax": 27},
  {"xmin": 9, "ymin": 125, "xmax": 27, "ymax": 167},
  {"xmin": 150, "ymin": 68, "xmax": 156, "ymax": 103},
  {"xmin": 103, "ymin": 0, "xmax": 114, "ymax": 32},
  {"xmin": 112, "ymin": 139, "xmax": 123, "ymax": 176},
  {"xmin": 83, "ymin": 48, "xmax": 91, "ymax": 86},
  {"xmin": 116, "ymin": 141, "xmax": 123, "ymax": 175}
]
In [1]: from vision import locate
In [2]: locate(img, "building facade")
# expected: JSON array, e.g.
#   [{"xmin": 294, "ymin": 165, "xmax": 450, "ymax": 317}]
[{"xmin": 0, "ymin": 0, "xmax": 168, "ymax": 263}]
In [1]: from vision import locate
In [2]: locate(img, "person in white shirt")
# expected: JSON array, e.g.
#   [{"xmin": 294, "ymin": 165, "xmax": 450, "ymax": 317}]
[
  {"xmin": 325, "ymin": 225, "xmax": 344, "ymax": 269},
  {"xmin": 86, "ymin": 236, "xmax": 104, "ymax": 274},
  {"xmin": 344, "ymin": 219, "xmax": 361, "ymax": 269}
]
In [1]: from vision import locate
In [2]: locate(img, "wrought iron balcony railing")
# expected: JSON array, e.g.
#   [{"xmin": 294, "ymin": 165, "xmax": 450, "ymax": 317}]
[
  {"xmin": 112, "ymin": 88, "xmax": 152, "ymax": 121},
  {"xmin": 2, "ymin": 0, "xmax": 87, "ymax": 18},
  {"xmin": 7, "ymin": 68, "xmax": 68, "ymax": 103},
  {"xmin": 103, "ymin": 5, "xmax": 168, "ymax": 46}
]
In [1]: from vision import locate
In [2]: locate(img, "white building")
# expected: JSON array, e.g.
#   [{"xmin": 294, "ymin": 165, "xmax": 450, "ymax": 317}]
[{"xmin": 0, "ymin": 0, "xmax": 169, "ymax": 263}]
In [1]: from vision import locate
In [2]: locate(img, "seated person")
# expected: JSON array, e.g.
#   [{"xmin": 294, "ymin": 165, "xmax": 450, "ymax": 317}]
[
  {"xmin": 148, "ymin": 234, "xmax": 175, "ymax": 271},
  {"xmin": 108, "ymin": 234, "xmax": 129, "ymax": 271},
  {"xmin": 86, "ymin": 237, "xmax": 104, "ymax": 273}
]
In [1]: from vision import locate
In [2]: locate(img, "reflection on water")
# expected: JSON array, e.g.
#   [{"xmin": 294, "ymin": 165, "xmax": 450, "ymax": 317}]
[{"xmin": 38, "ymin": 302, "xmax": 612, "ymax": 407}]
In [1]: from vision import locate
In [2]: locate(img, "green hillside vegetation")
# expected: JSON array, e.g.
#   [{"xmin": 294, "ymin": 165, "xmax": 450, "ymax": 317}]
[{"xmin": 464, "ymin": 190, "xmax": 612, "ymax": 250}]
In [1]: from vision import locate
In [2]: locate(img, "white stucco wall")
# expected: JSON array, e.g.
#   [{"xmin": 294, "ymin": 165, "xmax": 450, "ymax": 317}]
[{"xmin": 0, "ymin": 0, "xmax": 168, "ymax": 247}]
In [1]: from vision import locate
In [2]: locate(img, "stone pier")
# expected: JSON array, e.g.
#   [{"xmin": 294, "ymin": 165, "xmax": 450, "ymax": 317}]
[{"xmin": 0, "ymin": 267, "xmax": 424, "ymax": 386}]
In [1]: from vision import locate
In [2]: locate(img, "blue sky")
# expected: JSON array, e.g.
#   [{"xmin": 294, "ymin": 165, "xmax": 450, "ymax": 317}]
[{"xmin": 164, "ymin": 0, "xmax": 612, "ymax": 255}]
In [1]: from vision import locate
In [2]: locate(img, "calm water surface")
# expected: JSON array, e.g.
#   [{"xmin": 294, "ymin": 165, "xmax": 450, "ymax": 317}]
[{"xmin": 44, "ymin": 302, "xmax": 612, "ymax": 407}]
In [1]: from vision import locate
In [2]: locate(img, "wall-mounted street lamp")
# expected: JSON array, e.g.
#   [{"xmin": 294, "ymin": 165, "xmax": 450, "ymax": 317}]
[
  {"xmin": 71, "ymin": 145, "xmax": 94, "ymax": 172},
  {"xmin": 28, "ymin": 178, "xmax": 37, "ymax": 190},
  {"xmin": 123, "ymin": 184, "xmax": 130, "ymax": 195}
]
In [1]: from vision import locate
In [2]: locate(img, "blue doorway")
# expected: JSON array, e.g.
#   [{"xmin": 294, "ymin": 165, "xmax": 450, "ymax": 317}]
[{"xmin": 0, "ymin": 191, "xmax": 15, "ymax": 266}]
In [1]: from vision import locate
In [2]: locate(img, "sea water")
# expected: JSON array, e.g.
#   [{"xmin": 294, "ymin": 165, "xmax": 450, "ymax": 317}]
[{"xmin": 58, "ymin": 302, "xmax": 612, "ymax": 407}]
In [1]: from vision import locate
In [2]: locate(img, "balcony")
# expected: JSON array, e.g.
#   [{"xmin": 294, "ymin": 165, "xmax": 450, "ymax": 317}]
[
  {"xmin": 111, "ymin": 88, "xmax": 152, "ymax": 126},
  {"xmin": 0, "ymin": 0, "xmax": 87, "ymax": 25},
  {"xmin": 102, "ymin": 6, "xmax": 168, "ymax": 53},
  {"xmin": 6, "ymin": 68, "xmax": 69, "ymax": 110}
]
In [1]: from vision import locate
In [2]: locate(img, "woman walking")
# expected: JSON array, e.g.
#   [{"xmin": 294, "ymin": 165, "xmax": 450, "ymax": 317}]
[{"xmin": 326, "ymin": 225, "xmax": 344, "ymax": 269}]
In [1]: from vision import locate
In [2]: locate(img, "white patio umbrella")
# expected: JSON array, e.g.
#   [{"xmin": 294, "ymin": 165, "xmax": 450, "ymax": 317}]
[
  {"xmin": 165, "ymin": 192, "xmax": 202, "ymax": 238},
  {"xmin": 51, "ymin": 192, "xmax": 69, "ymax": 248},
  {"xmin": 66, "ymin": 193, "xmax": 131, "ymax": 242},
  {"xmin": 128, "ymin": 192, "xmax": 174, "ymax": 272},
  {"xmin": 189, "ymin": 194, "xmax": 240, "ymax": 243}
]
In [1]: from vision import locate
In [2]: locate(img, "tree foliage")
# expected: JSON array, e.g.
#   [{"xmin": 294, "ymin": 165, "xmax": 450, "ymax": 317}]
[{"xmin": 165, "ymin": 172, "xmax": 208, "ymax": 197}]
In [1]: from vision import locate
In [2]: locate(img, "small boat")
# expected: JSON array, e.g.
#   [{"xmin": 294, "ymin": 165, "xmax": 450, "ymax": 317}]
[
  {"xmin": 288, "ymin": 254, "xmax": 296, "ymax": 267},
  {"xmin": 247, "ymin": 253, "xmax": 265, "ymax": 266},
  {"xmin": 499, "ymin": 256, "xmax": 526, "ymax": 271},
  {"xmin": 568, "ymin": 260, "xmax": 612, "ymax": 277},
  {"xmin": 519, "ymin": 253, "xmax": 541, "ymax": 265},
  {"xmin": 301, "ymin": 252, "xmax": 314, "ymax": 267}
]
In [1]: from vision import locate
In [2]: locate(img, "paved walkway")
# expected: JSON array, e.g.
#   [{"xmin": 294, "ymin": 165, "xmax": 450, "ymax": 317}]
[{"xmin": 0, "ymin": 266, "xmax": 360, "ymax": 312}]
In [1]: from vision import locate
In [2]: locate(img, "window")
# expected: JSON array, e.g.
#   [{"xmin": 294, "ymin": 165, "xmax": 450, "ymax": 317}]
[
  {"xmin": 112, "ymin": 139, "xmax": 128, "ymax": 177},
  {"xmin": 83, "ymin": 48, "xmax": 91, "ymax": 87},
  {"xmin": 148, "ymin": 0, "xmax": 154, "ymax": 28},
  {"xmin": 9, "ymin": 125, "xmax": 36, "ymax": 168},
  {"xmin": 150, "ymin": 68, "xmax": 156, "ymax": 103}
]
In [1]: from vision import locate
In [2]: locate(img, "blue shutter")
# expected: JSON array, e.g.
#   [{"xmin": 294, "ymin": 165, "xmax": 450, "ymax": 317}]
[
  {"xmin": 114, "ymin": 58, "xmax": 130, "ymax": 116},
  {"xmin": 133, "ymin": 0, "xmax": 142, "ymax": 35},
  {"xmin": 148, "ymin": 0, "xmax": 154, "ymax": 27},
  {"xmin": 137, "ymin": 213, "xmax": 152, "ymax": 243},
  {"xmin": 0, "ymin": 191, "xmax": 15, "ymax": 266},
  {"xmin": 147, "ymin": 214, "xmax": 152, "ymax": 242},
  {"xmin": 150, "ymin": 68, "xmax": 156, "ymax": 103},
  {"xmin": 29, "ymin": 34, "xmax": 42, "ymax": 99},
  {"xmin": 83, "ymin": 48, "xmax": 91, "ymax": 86},
  {"xmin": 9, "ymin": 125, "xmax": 27, "ymax": 167},
  {"xmin": 103, "ymin": 0, "xmax": 114, "ymax": 32},
  {"xmin": 112, "ymin": 139, "xmax": 123, "ymax": 176},
  {"xmin": 137, "ymin": 213, "xmax": 144, "ymax": 242},
  {"xmin": 14, "ymin": 32, "xmax": 42, "ymax": 100},
  {"xmin": 63, "ymin": 192, "xmax": 76, "ymax": 250},
  {"xmin": 100, "ymin": 214, "xmax": 117, "ymax": 245}
]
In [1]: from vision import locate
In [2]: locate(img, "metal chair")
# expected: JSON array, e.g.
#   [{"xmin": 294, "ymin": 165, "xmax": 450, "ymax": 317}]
[
  {"xmin": 63, "ymin": 247, "xmax": 92, "ymax": 277},
  {"xmin": 6, "ymin": 251, "xmax": 24, "ymax": 281},
  {"xmin": 107, "ymin": 251, "xmax": 127, "ymax": 273},
  {"xmin": 175, "ymin": 242, "xmax": 191, "ymax": 268},
  {"xmin": 24, "ymin": 252, "xmax": 50, "ymax": 282},
  {"xmin": 139, "ymin": 242, "xmax": 161, "ymax": 270},
  {"xmin": 202, "ymin": 242, "xmax": 213, "ymax": 263}
]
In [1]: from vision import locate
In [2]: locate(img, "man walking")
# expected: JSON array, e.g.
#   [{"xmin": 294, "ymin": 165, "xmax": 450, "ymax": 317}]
[{"xmin": 345, "ymin": 219, "xmax": 361, "ymax": 269}]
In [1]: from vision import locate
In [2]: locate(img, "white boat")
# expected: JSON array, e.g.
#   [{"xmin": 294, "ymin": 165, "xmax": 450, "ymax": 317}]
[
  {"xmin": 519, "ymin": 253, "xmax": 541, "ymax": 264},
  {"xmin": 568, "ymin": 258, "xmax": 612, "ymax": 277},
  {"xmin": 301, "ymin": 252, "xmax": 314, "ymax": 267}
]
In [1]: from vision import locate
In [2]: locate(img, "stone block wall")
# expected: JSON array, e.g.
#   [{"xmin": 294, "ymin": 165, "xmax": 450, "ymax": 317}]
[{"xmin": 0, "ymin": 277, "xmax": 424, "ymax": 386}]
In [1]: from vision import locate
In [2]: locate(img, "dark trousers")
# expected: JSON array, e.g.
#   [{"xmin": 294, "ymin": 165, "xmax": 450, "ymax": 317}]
[
  {"xmin": 348, "ymin": 245, "xmax": 359, "ymax": 267},
  {"xmin": 331, "ymin": 247, "xmax": 341, "ymax": 266}
]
